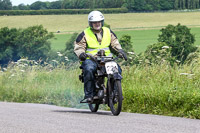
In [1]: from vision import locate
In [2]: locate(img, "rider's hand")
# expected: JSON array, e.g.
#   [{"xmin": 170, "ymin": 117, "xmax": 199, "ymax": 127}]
[
  {"xmin": 118, "ymin": 49, "xmax": 127, "ymax": 61},
  {"xmin": 79, "ymin": 52, "xmax": 88, "ymax": 61}
]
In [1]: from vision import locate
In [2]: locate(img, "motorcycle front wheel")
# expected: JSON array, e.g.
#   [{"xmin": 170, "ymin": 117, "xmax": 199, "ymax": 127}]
[{"xmin": 109, "ymin": 79, "xmax": 123, "ymax": 116}]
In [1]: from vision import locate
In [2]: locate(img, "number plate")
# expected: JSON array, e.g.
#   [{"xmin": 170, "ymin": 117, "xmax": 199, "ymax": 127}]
[{"xmin": 105, "ymin": 61, "xmax": 118, "ymax": 74}]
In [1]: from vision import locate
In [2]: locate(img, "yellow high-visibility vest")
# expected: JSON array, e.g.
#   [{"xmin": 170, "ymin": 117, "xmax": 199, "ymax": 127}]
[{"xmin": 84, "ymin": 27, "xmax": 112, "ymax": 57}]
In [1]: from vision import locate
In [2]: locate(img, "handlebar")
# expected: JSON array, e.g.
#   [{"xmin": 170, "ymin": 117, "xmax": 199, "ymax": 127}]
[{"xmin": 87, "ymin": 54, "xmax": 120, "ymax": 63}]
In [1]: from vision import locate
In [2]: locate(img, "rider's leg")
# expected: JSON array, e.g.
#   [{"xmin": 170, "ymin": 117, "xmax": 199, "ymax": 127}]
[{"xmin": 81, "ymin": 59, "xmax": 97, "ymax": 99}]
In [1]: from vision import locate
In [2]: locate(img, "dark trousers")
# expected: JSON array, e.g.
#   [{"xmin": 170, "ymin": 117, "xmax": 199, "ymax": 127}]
[{"xmin": 81, "ymin": 59, "xmax": 122, "ymax": 99}]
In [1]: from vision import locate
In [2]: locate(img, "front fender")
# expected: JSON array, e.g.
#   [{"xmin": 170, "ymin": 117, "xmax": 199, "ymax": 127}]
[{"xmin": 113, "ymin": 73, "xmax": 122, "ymax": 80}]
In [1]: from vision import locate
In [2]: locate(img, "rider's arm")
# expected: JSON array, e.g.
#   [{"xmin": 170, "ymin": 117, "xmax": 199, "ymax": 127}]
[
  {"xmin": 74, "ymin": 32, "xmax": 87, "ymax": 57},
  {"xmin": 110, "ymin": 30, "xmax": 123, "ymax": 52}
]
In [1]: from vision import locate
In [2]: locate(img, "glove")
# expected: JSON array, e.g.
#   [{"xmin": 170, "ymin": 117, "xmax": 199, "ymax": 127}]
[
  {"xmin": 79, "ymin": 52, "xmax": 88, "ymax": 61},
  {"xmin": 118, "ymin": 49, "xmax": 128, "ymax": 61}
]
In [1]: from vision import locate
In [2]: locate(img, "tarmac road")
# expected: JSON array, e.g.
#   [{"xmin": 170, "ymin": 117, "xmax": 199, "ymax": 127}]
[{"xmin": 0, "ymin": 102, "xmax": 199, "ymax": 133}]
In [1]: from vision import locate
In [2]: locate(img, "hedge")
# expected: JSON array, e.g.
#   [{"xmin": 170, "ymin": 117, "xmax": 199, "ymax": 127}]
[{"xmin": 0, "ymin": 8, "xmax": 128, "ymax": 16}]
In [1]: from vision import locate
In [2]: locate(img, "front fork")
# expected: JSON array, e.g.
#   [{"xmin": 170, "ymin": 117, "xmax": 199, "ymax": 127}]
[
  {"xmin": 107, "ymin": 75, "xmax": 114, "ymax": 106},
  {"xmin": 107, "ymin": 73, "xmax": 123, "ymax": 105}
]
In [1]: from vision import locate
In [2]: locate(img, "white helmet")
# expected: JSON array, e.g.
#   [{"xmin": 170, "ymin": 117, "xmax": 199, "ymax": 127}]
[{"xmin": 88, "ymin": 11, "xmax": 104, "ymax": 28}]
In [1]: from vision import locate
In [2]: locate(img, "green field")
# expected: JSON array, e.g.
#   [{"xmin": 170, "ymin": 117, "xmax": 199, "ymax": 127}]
[
  {"xmin": 1, "ymin": 12, "xmax": 200, "ymax": 53},
  {"xmin": 51, "ymin": 27, "xmax": 200, "ymax": 54},
  {"xmin": 1, "ymin": 12, "xmax": 200, "ymax": 33}
]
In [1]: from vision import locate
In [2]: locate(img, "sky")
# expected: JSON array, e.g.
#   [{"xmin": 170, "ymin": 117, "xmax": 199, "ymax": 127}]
[{"xmin": 11, "ymin": 0, "xmax": 58, "ymax": 6}]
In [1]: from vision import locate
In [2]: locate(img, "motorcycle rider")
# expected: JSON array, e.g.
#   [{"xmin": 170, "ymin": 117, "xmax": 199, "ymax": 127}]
[{"xmin": 74, "ymin": 11, "xmax": 127, "ymax": 103}]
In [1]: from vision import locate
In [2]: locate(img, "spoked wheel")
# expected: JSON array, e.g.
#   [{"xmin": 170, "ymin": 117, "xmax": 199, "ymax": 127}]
[
  {"xmin": 88, "ymin": 103, "xmax": 99, "ymax": 112},
  {"xmin": 109, "ymin": 79, "xmax": 123, "ymax": 116}
]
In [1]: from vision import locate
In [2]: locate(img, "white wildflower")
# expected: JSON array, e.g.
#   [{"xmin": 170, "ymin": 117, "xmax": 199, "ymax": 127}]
[
  {"xmin": 21, "ymin": 70, "xmax": 25, "ymax": 72},
  {"xmin": 176, "ymin": 60, "xmax": 181, "ymax": 63},
  {"xmin": 19, "ymin": 59, "xmax": 27, "ymax": 61},
  {"xmin": 152, "ymin": 51, "xmax": 157, "ymax": 53},
  {"xmin": 180, "ymin": 73, "xmax": 195, "ymax": 76},
  {"xmin": 52, "ymin": 60, "xmax": 58, "ymax": 63},
  {"xmin": 9, "ymin": 74, "xmax": 15, "ymax": 79},
  {"xmin": 129, "ymin": 57, "xmax": 133, "ymax": 59},
  {"xmin": 156, "ymin": 56, "xmax": 161, "ymax": 59},
  {"xmin": 58, "ymin": 53, "xmax": 63, "ymax": 57},
  {"xmin": 65, "ymin": 56, "xmax": 69, "ymax": 61},
  {"xmin": 19, "ymin": 64, "xmax": 25, "ymax": 67},
  {"xmin": 34, "ymin": 62, "xmax": 38, "ymax": 65},
  {"xmin": 162, "ymin": 46, "xmax": 169, "ymax": 49},
  {"xmin": 44, "ymin": 62, "xmax": 48, "ymax": 65},
  {"xmin": 127, "ymin": 52, "xmax": 135, "ymax": 55},
  {"xmin": 180, "ymin": 73, "xmax": 189, "ymax": 75},
  {"xmin": 3, "ymin": 68, "xmax": 7, "ymax": 71}
]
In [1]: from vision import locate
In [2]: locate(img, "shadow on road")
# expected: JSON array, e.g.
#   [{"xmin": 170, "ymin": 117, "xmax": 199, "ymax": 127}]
[{"xmin": 52, "ymin": 110, "xmax": 112, "ymax": 116}]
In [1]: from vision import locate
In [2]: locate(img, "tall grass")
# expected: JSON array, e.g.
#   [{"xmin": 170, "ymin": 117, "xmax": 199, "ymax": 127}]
[
  {"xmin": 122, "ymin": 61, "xmax": 200, "ymax": 119},
  {"xmin": 0, "ymin": 60, "xmax": 86, "ymax": 109},
  {"xmin": 0, "ymin": 59, "xmax": 200, "ymax": 118}
]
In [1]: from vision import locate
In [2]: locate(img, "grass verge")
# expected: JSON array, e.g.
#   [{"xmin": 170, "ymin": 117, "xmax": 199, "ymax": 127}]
[{"xmin": 0, "ymin": 60, "xmax": 199, "ymax": 119}]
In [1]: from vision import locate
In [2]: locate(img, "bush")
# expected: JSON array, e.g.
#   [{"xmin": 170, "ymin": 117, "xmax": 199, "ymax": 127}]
[
  {"xmin": 185, "ymin": 46, "xmax": 200, "ymax": 65},
  {"xmin": 119, "ymin": 34, "xmax": 140, "ymax": 65},
  {"xmin": 158, "ymin": 23, "xmax": 197, "ymax": 63},
  {"xmin": 64, "ymin": 33, "xmax": 79, "ymax": 63},
  {"xmin": 16, "ymin": 25, "xmax": 54, "ymax": 61},
  {"xmin": 119, "ymin": 34, "xmax": 134, "ymax": 52},
  {"xmin": 0, "ymin": 27, "xmax": 21, "ymax": 65},
  {"xmin": 144, "ymin": 42, "xmax": 176, "ymax": 65},
  {"xmin": 0, "ymin": 25, "xmax": 54, "ymax": 66}
]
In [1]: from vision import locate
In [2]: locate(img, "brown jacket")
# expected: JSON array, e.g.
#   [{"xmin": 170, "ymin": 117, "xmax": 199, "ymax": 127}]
[{"xmin": 74, "ymin": 28, "xmax": 122, "ymax": 58}]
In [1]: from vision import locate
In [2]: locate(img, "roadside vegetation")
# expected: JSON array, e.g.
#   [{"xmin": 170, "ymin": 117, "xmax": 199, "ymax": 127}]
[{"xmin": 0, "ymin": 53, "xmax": 199, "ymax": 119}]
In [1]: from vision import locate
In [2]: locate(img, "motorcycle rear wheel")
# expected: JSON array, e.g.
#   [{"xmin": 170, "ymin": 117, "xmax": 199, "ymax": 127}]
[{"xmin": 109, "ymin": 79, "xmax": 122, "ymax": 116}]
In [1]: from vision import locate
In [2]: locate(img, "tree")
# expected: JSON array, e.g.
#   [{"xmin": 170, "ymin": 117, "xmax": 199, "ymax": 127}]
[
  {"xmin": 160, "ymin": 0, "xmax": 173, "ymax": 10},
  {"xmin": 158, "ymin": 23, "xmax": 197, "ymax": 63},
  {"xmin": 18, "ymin": 3, "xmax": 29, "ymax": 10},
  {"xmin": 16, "ymin": 25, "xmax": 54, "ymax": 61},
  {"xmin": 133, "ymin": 0, "xmax": 147, "ymax": 11},
  {"xmin": 122, "ymin": 0, "xmax": 135, "ymax": 11},
  {"xmin": 30, "ymin": 1, "xmax": 48, "ymax": 10},
  {"xmin": 49, "ymin": 1, "xmax": 62, "ymax": 9},
  {"xmin": 0, "ymin": 0, "xmax": 12, "ymax": 10}
]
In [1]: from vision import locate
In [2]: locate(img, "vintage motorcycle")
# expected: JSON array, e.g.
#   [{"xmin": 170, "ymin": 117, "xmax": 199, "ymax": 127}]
[{"xmin": 79, "ymin": 50, "xmax": 124, "ymax": 116}]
